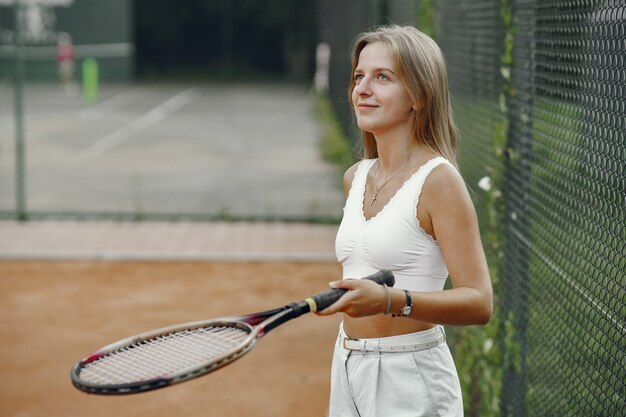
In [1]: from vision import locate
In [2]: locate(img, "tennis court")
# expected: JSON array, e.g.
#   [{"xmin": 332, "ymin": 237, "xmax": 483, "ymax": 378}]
[
  {"xmin": 1, "ymin": 38, "xmax": 348, "ymax": 415},
  {"xmin": 1, "ymin": 79, "xmax": 347, "ymax": 417},
  {"xmin": 0, "ymin": 81, "xmax": 345, "ymax": 221},
  {"xmin": 0, "ymin": 258, "xmax": 343, "ymax": 417}
]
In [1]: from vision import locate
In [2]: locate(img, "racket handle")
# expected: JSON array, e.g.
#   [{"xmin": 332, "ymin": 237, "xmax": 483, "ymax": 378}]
[
  {"xmin": 307, "ymin": 270, "xmax": 395, "ymax": 313},
  {"xmin": 267, "ymin": 271, "xmax": 395, "ymax": 334}
]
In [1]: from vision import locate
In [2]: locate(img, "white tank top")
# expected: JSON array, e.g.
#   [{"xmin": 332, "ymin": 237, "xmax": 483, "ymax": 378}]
[{"xmin": 335, "ymin": 156, "xmax": 452, "ymax": 292}]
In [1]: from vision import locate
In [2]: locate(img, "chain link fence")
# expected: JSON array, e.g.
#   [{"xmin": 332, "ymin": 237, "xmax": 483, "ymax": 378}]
[
  {"xmin": 320, "ymin": 0, "xmax": 625, "ymax": 415},
  {"xmin": 500, "ymin": 1, "xmax": 625, "ymax": 416}
]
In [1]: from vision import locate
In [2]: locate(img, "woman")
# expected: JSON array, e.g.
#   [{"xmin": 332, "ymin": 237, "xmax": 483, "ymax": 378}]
[{"xmin": 317, "ymin": 25, "xmax": 493, "ymax": 416}]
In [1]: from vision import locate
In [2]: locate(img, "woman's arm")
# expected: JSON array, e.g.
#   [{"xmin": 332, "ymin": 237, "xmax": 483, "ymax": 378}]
[{"xmin": 318, "ymin": 164, "xmax": 493, "ymax": 326}]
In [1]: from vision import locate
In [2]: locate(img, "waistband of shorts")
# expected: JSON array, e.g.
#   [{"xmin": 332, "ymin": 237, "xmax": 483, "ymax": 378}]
[{"xmin": 339, "ymin": 322, "xmax": 446, "ymax": 354}]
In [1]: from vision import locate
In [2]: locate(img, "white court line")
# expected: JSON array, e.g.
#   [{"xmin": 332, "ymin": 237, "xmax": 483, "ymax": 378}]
[
  {"xmin": 69, "ymin": 88, "xmax": 196, "ymax": 169},
  {"xmin": 78, "ymin": 89, "xmax": 140, "ymax": 120}
]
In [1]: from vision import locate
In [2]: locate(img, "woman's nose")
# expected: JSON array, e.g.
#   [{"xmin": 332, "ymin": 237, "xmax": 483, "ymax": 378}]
[{"xmin": 354, "ymin": 77, "xmax": 371, "ymax": 95}]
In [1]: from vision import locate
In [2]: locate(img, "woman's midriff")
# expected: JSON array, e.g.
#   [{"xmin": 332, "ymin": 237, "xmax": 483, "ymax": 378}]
[{"xmin": 343, "ymin": 314, "xmax": 436, "ymax": 339}]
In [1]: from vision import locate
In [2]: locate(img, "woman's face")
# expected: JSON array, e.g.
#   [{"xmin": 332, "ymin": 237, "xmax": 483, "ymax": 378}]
[{"xmin": 351, "ymin": 41, "xmax": 415, "ymax": 137}]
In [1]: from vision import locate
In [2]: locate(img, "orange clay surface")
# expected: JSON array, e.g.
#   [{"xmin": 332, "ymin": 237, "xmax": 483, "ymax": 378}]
[{"xmin": 0, "ymin": 260, "xmax": 343, "ymax": 417}]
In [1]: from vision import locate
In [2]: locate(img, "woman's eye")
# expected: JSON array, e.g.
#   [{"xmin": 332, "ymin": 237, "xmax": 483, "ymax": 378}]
[
  {"xmin": 354, "ymin": 74, "xmax": 364, "ymax": 82},
  {"xmin": 377, "ymin": 73, "xmax": 390, "ymax": 81}
]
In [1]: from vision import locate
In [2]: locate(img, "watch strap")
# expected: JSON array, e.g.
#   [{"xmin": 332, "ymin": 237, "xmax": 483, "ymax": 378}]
[
  {"xmin": 404, "ymin": 290, "xmax": 411, "ymax": 308},
  {"xmin": 402, "ymin": 290, "xmax": 412, "ymax": 316},
  {"xmin": 393, "ymin": 290, "xmax": 412, "ymax": 317}
]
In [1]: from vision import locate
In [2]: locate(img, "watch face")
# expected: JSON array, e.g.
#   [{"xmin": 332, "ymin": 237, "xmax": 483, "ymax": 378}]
[{"xmin": 402, "ymin": 305, "xmax": 412, "ymax": 316}]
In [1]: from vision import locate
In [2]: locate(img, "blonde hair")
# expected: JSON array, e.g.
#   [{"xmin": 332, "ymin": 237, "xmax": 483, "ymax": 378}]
[{"xmin": 348, "ymin": 25, "xmax": 458, "ymax": 166}]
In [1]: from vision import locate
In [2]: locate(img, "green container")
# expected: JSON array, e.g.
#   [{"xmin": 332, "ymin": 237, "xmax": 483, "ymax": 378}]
[{"xmin": 82, "ymin": 57, "xmax": 99, "ymax": 104}]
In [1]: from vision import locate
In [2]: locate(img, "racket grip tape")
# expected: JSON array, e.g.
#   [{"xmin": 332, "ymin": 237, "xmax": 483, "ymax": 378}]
[{"xmin": 307, "ymin": 270, "xmax": 395, "ymax": 313}]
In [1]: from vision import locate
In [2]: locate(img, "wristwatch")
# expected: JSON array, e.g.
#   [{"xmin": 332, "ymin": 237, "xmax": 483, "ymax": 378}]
[{"xmin": 400, "ymin": 290, "xmax": 412, "ymax": 317}]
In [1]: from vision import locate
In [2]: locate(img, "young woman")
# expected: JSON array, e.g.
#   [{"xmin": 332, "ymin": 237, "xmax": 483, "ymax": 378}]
[{"xmin": 316, "ymin": 25, "xmax": 493, "ymax": 416}]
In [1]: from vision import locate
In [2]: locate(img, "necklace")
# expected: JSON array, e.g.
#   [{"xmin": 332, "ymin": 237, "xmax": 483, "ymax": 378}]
[{"xmin": 370, "ymin": 151, "xmax": 418, "ymax": 207}]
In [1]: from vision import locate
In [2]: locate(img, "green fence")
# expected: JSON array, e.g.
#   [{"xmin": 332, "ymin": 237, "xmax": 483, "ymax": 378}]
[{"xmin": 320, "ymin": 0, "xmax": 625, "ymax": 415}]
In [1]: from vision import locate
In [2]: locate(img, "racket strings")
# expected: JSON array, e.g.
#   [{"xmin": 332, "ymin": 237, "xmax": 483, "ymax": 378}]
[{"xmin": 78, "ymin": 325, "xmax": 250, "ymax": 385}]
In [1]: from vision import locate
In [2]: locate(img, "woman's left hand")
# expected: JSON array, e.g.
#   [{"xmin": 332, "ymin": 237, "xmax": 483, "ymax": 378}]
[{"xmin": 315, "ymin": 279, "xmax": 387, "ymax": 317}]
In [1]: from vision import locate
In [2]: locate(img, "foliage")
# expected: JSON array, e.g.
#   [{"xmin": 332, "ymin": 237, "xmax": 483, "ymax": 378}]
[
  {"xmin": 315, "ymin": 93, "xmax": 356, "ymax": 178},
  {"xmin": 417, "ymin": 0, "xmax": 438, "ymax": 38}
]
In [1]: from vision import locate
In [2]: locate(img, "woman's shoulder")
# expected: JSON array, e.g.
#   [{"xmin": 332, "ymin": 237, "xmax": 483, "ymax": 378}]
[
  {"xmin": 343, "ymin": 158, "xmax": 376, "ymax": 195},
  {"xmin": 423, "ymin": 156, "xmax": 463, "ymax": 188},
  {"xmin": 409, "ymin": 151, "xmax": 458, "ymax": 184},
  {"xmin": 420, "ymin": 156, "xmax": 470, "ymax": 209},
  {"xmin": 343, "ymin": 160, "xmax": 360, "ymax": 181}
]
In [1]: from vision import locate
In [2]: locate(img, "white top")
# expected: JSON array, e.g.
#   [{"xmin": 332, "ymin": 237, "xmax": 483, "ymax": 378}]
[{"xmin": 335, "ymin": 157, "xmax": 453, "ymax": 292}]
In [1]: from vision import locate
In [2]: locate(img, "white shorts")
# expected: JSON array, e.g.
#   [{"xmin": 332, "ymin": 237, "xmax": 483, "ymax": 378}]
[{"xmin": 329, "ymin": 323, "xmax": 463, "ymax": 417}]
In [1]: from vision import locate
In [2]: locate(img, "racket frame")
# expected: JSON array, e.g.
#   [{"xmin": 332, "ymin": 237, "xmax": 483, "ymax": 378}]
[{"xmin": 71, "ymin": 308, "xmax": 294, "ymax": 395}]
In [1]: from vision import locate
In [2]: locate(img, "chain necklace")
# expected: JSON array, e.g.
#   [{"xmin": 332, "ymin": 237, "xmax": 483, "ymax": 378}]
[{"xmin": 370, "ymin": 151, "xmax": 418, "ymax": 207}]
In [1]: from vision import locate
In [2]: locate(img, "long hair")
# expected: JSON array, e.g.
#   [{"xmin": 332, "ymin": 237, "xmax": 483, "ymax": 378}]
[{"xmin": 348, "ymin": 25, "xmax": 458, "ymax": 167}]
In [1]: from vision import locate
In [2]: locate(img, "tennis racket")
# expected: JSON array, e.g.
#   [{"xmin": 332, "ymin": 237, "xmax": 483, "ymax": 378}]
[{"xmin": 71, "ymin": 270, "xmax": 394, "ymax": 395}]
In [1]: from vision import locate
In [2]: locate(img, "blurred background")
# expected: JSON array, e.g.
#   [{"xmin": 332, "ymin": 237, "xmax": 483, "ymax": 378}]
[
  {"xmin": 0, "ymin": 0, "xmax": 344, "ymax": 221},
  {"xmin": 1, "ymin": 0, "xmax": 319, "ymax": 82},
  {"xmin": 1, "ymin": 1, "xmax": 624, "ymax": 416}
]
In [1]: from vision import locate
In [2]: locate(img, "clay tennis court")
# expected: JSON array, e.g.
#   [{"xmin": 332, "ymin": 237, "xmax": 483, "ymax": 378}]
[{"xmin": 0, "ymin": 259, "xmax": 343, "ymax": 417}]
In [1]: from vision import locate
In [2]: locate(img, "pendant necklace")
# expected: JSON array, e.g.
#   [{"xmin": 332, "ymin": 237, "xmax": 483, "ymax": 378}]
[{"xmin": 370, "ymin": 151, "xmax": 418, "ymax": 207}]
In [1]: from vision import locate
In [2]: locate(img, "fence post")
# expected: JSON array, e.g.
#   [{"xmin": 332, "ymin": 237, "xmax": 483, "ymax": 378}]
[
  {"xmin": 501, "ymin": 0, "xmax": 534, "ymax": 415},
  {"xmin": 13, "ymin": 0, "xmax": 27, "ymax": 220}
]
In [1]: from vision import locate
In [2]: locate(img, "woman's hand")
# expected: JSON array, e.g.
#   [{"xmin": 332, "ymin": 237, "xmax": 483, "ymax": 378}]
[{"xmin": 315, "ymin": 279, "xmax": 387, "ymax": 317}]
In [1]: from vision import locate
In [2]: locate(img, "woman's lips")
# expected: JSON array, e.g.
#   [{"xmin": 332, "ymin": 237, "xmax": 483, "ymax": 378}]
[{"xmin": 357, "ymin": 103, "xmax": 378, "ymax": 110}]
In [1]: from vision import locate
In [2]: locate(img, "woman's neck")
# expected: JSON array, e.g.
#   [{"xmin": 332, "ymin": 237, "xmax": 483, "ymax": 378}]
[{"xmin": 373, "ymin": 131, "xmax": 419, "ymax": 172}]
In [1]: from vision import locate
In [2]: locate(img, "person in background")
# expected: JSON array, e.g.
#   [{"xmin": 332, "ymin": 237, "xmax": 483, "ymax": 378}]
[{"xmin": 56, "ymin": 31, "xmax": 76, "ymax": 94}]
